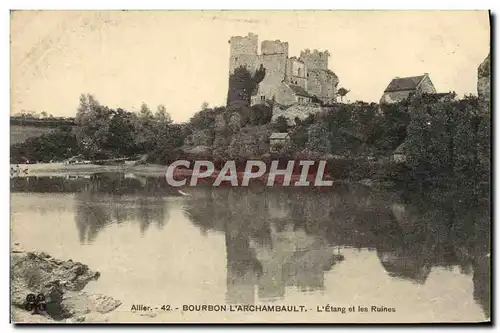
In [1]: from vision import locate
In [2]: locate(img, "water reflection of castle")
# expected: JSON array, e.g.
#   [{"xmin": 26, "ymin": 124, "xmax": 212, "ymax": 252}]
[
  {"xmin": 11, "ymin": 175, "xmax": 490, "ymax": 318},
  {"xmin": 224, "ymin": 223, "xmax": 344, "ymax": 304},
  {"xmin": 183, "ymin": 185, "xmax": 490, "ymax": 318}
]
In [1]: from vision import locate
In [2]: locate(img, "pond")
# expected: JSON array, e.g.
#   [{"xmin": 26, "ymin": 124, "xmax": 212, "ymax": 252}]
[{"xmin": 10, "ymin": 173, "xmax": 490, "ymax": 323}]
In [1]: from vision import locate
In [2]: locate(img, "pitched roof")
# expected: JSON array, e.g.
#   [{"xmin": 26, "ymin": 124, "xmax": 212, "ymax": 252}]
[
  {"xmin": 288, "ymin": 84, "xmax": 311, "ymax": 97},
  {"xmin": 270, "ymin": 132, "xmax": 290, "ymax": 140},
  {"xmin": 384, "ymin": 75, "xmax": 427, "ymax": 92}
]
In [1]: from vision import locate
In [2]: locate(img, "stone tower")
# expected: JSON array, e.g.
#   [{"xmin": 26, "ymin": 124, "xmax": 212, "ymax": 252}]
[
  {"xmin": 299, "ymin": 49, "xmax": 329, "ymax": 70},
  {"xmin": 228, "ymin": 33, "xmax": 259, "ymax": 74},
  {"xmin": 257, "ymin": 40, "xmax": 289, "ymax": 103},
  {"xmin": 300, "ymin": 49, "xmax": 339, "ymax": 104},
  {"xmin": 228, "ymin": 33, "xmax": 340, "ymax": 106}
]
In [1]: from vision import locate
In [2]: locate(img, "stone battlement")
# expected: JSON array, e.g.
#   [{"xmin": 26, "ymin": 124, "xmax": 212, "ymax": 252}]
[
  {"xmin": 299, "ymin": 49, "xmax": 330, "ymax": 70},
  {"xmin": 228, "ymin": 33, "xmax": 339, "ymax": 106}
]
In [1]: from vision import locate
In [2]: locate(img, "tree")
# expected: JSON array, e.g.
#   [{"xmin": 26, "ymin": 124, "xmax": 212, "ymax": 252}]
[
  {"xmin": 227, "ymin": 65, "xmax": 266, "ymax": 107},
  {"xmin": 11, "ymin": 128, "xmax": 78, "ymax": 163},
  {"xmin": 155, "ymin": 104, "xmax": 172, "ymax": 124},
  {"xmin": 290, "ymin": 124, "xmax": 309, "ymax": 150},
  {"xmin": 274, "ymin": 116, "xmax": 289, "ymax": 132},
  {"xmin": 249, "ymin": 104, "xmax": 272, "ymax": 125},
  {"xmin": 74, "ymin": 93, "xmax": 112, "ymax": 158},
  {"xmin": 337, "ymin": 87, "xmax": 350, "ymax": 103},
  {"xmin": 188, "ymin": 107, "xmax": 221, "ymax": 132},
  {"xmin": 139, "ymin": 102, "xmax": 153, "ymax": 120},
  {"xmin": 105, "ymin": 108, "xmax": 139, "ymax": 156},
  {"xmin": 201, "ymin": 102, "xmax": 209, "ymax": 110},
  {"xmin": 134, "ymin": 103, "xmax": 156, "ymax": 153},
  {"xmin": 403, "ymin": 94, "xmax": 489, "ymax": 185}
]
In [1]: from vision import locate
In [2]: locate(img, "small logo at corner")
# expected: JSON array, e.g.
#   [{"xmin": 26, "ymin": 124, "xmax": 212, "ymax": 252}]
[{"xmin": 24, "ymin": 293, "xmax": 47, "ymax": 314}]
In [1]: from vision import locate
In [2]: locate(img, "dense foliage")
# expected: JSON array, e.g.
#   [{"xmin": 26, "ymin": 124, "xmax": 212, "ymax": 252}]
[
  {"xmin": 11, "ymin": 87, "xmax": 490, "ymax": 188},
  {"xmin": 12, "ymin": 94, "xmax": 185, "ymax": 164},
  {"xmin": 405, "ymin": 94, "xmax": 490, "ymax": 187},
  {"xmin": 11, "ymin": 128, "xmax": 78, "ymax": 163},
  {"xmin": 227, "ymin": 65, "xmax": 266, "ymax": 107}
]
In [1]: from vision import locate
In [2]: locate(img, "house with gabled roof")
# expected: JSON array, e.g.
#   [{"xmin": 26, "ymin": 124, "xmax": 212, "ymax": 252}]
[
  {"xmin": 380, "ymin": 73, "xmax": 436, "ymax": 104},
  {"xmin": 286, "ymin": 84, "xmax": 312, "ymax": 104}
]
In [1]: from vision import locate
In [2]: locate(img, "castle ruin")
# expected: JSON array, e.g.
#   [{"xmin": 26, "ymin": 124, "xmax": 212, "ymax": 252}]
[{"xmin": 228, "ymin": 33, "xmax": 340, "ymax": 106}]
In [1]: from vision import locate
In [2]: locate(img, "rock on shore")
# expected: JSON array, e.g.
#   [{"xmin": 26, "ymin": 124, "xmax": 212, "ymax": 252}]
[{"xmin": 11, "ymin": 243, "xmax": 122, "ymax": 323}]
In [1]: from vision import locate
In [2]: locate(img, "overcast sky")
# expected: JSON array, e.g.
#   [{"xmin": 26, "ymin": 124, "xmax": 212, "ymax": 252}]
[{"xmin": 11, "ymin": 10, "xmax": 490, "ymax": 122}]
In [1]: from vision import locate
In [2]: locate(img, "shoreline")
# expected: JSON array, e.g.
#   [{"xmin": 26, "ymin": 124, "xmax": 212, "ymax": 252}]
[
  {"xmin": 10, "ymin": 163, "xmax": 168, "ymax": 178},
  {"xmin": 10, "ymin": 162, "xmax": 396, "ymax": 190},
  {"xmin": 11, "ymin": 243, "xmax": 123, "ymax": 323}
]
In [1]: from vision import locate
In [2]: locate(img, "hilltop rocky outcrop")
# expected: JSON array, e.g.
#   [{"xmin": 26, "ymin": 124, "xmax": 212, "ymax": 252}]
[
  {"xmin": 11, "ymin": 243, "xmax": 122, "ymax": 323},
  {"xmin": 477, "ymin": 52, "xmax": 491, "ymax": 106},
  {"xmin": 271, "ymin": 103, "xmax": 323, "ymax": 126}
]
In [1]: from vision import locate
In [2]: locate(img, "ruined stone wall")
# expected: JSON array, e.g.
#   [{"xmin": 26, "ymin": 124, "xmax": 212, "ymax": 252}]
[
  {"xmin": 286, "ymin": 58, "xmax": 307, "ymax": 89},
  {"xmin": 307, "ymin": 69, "xmax": 338, "ymax": 104},
  {"xmin": 272, "ymin": 103, "xmax": 323, "ymax": 125},
  {"xmin": 261, "ymin": 40, "xmax": 289, "ymax": 56},
  {"xmin": 229, "ymin": 34, "xmax": 340, "ymax": 106},
  {"xmin": 306, "ymin": 70, "xmax": 323, "ymax": 101},
  {"xmin": 229, "ymin": 33, "xmax": 259, "ymax": 74},
  {"xmin": 229, "ymin": 33, "xmax": 258, "ymax": 55},
  {"xmin": 299, "ymin": 49, "xmax": 329, "ymax": 70},
  {"xmin": 255, "ymin": 53, "xmax": 288, "ymax": 101},
  {"xmin": 229, "ymin": 55, "xmax": 259, "ymax": 75}
]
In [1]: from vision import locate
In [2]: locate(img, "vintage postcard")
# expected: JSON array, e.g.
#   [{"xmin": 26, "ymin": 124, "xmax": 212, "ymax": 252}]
[{"xmin": 10, "ymin": 10, "xmax": 491, "ymax": 324}]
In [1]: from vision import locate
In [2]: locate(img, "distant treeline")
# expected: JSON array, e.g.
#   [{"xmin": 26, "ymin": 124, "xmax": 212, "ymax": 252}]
[
  {"xmin": 10, "ymin": 66, "xmax": 491, "ymax": 188},
  {"xmin": 10, "ymin": 116, "xmax": 76, "ymax": 127}
]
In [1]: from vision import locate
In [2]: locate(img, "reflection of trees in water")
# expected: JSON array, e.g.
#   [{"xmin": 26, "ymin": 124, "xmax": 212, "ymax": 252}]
[
  {"xmin": 14, "ymin": 174, "xmax": 490, "ymax": 316},
  {"xmin": 183, "ymin": 184, "xmax": 490, "ymax": 316},
  {"xmin": 75, "ymin": 192, "xmax": 112, "ymax": 244},
  {"xmin": 11, "ymin": 173, "xmax": 181, "ymax": 196},
  {"xmin": 75, "ymin": 192, "xmax": 170, "ymax": 243},
  {"xmin": 11, "ymin": 176, "xmax": 87, "ymax": 193},
  {"xmin": 72, "ymin": 173, "xmax": 173, "ymax": 243}
]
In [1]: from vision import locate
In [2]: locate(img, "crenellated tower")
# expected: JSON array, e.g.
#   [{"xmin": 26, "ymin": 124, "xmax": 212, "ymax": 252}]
[
  {"xmin": 299, "ymin": 49, "xmax": 330, "ymax": 70},
  {"xmin": 228, "ymin": 33, "xmax": 259, "ymax": 74},
  {"xmin": 299, "ymin": 49, "xmax": 338, "ymax": 104},
  {"xmin": 227, "ymin": 33, "xmax": 340, "ymax": 106}
]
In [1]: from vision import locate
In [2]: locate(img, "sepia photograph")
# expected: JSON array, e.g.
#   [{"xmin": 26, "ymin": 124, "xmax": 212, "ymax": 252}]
[{"xmin": 9, "ymin": 10, "xmax": 491, "ymax": 324}]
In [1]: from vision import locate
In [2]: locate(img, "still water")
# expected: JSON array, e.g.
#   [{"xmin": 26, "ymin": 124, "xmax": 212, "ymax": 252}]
[{"xmin": 11, "ymin": 173, "xmax": 490, "ymax": 323}]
